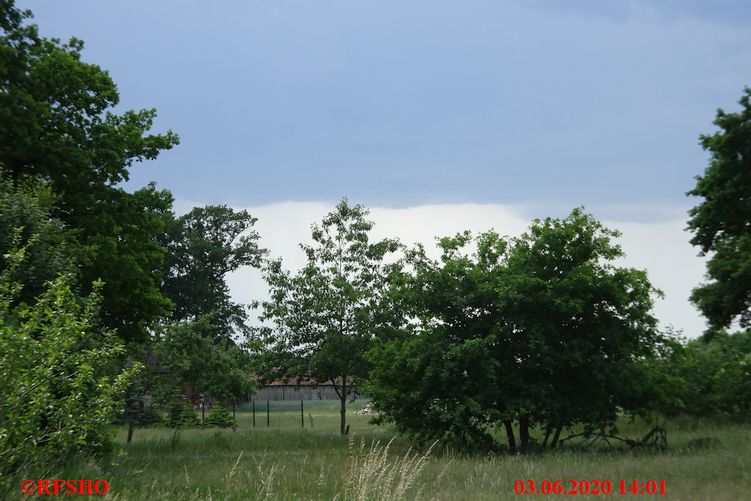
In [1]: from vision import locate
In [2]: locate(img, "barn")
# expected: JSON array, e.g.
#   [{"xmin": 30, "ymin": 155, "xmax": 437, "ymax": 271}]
[{"xmin": 254, "ymin": 378, "xmax": 363, "ymax": 401}]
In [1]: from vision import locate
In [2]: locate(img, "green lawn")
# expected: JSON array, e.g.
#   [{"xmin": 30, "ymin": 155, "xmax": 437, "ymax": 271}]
[{"xmin": 11, "ymin": 403, "xmax": 751, "ymax": 500}]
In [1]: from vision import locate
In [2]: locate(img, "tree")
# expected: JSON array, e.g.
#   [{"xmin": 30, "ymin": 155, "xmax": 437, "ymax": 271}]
[
  {"xmin": 368, "ymin": 209, "xmax": 667, "ymax": 453},
  {"xmin": 161, "ymin": 205, "xmax": 264, "ymax": 340},
  {"xmin": 1, "ymin": 1, "xmax": 179, "ymax": 342},
  {"xmin": 687, "ymin": 88, "xmax": 751, "ymax": 330},
  {"xmin": 257, "ymin": 199, "xmax": 400, "ymax": 435},
  {"xmin": 0, "ymin": 246, "xmax": 139, "ymax": 481},
  {"xmin": 155, "ymin": 315, "xmax": 255, "ymax": 407},
  {"xmin": 501, "ymin": 209, "xmax": 666, "ymax": 450},
  {"xmin": 152, "ymin": 206, "xmax": 262, "ymax": 418}
]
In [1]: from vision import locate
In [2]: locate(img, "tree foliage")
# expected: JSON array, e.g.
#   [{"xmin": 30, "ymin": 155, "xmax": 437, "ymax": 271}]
[
  {"xmin": 154, "ymin": 205, "xmax": 262, "ymax": 409},
  {"xmin": 367, "ymin": 230, "xmax": 511, "ymax": 451},
  {"xmin": 156, "ymin": 315, "xmax": 255, "ymax": 404},
  {"xmin": 257, "ymin": 199, "xmax": 400, "ymax": 435},
  {"xmin": 687, "ymin": 88, "xmax": 751, "ymax": 330},
  {"xmin": 657, "ymin": 330, "xmax": 751, "ymax": 418},
  {"xmin": 368, "ymin": 209, "xmax": 669, "ymax": 452},
  {"xmin": 0, "ymin": 172, "xmax": 75, "ymax": 304},
  {"xmin": 205, "ymin": 405, "xmax": 236, "ymax": 429},
  {"xmin": 161, "ymin": 205, "xmax": 264, "ymax": 339},
  {"xmin": 1, "ymin": 0, "xmax": 179, "ymax": 342}
]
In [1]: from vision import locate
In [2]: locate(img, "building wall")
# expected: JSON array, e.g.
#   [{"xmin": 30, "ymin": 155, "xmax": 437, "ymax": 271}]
[{"xmin": 254, "ymin": 385, "xmax": 362, "ymax": 401}]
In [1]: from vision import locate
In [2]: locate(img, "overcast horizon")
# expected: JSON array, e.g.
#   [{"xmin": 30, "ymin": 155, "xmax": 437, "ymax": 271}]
[{"xmin": 173, "ymin": 198, "xmax": 707, "ymax": 339}]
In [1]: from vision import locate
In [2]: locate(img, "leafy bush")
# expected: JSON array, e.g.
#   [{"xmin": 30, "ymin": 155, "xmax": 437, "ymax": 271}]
[
  {"xmin": 205, "ymin": 405, "xmax": 236, "ymax": 428},
  {"xmin": 659, "ymin": 330, "xmax": 751, "ymax": 418},
  {"xmin": 0, "ymin": 250, "xmax": 139, "ymax": 478},
  {"xmin": 0, "ymin": 174, "xmax": 75, "ymax": 305}
]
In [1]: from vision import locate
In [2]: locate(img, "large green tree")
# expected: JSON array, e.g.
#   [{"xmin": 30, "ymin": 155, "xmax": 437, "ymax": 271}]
[
  {"xmin": 161, "ymin": 205, "xmax": 264, "ymax": 340},
  {"xmin": 132, "ymin": 205, "xmax": 264, "ymax": 418},
  {"xmin": 257, "ymin": 200, "xmax": 400, "ymax": 435},
  {"xmin": 687, "ymin": 88, "xmax": 751, "ymax": 330},
  {"xmin": 1, "ymin": 1, "xmax": 179, "ymax": 341},
  {"xmin": 368, "ymin": 209, "xmax": 667, "ymax": 453},
  {"xmin": 501, "ymin": 209, "xmax": 666, "ymax": 450}
]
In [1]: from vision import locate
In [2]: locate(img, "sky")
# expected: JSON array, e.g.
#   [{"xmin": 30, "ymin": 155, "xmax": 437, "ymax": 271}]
[{"xmin": 21, "ymin": 0, "xmax": 751, "ymax": 338}]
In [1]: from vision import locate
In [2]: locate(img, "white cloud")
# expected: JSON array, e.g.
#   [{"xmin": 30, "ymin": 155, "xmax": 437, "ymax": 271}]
[
  {"xmin": 223, "ymin": 202, "xmax": 707, "ymax": 338},
  {"xmin": 605, "ymin": 219, "xmax": 707, "ymax": 337}
]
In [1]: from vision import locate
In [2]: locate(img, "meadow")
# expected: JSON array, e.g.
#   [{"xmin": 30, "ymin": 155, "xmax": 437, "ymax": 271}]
[{"xmin": 10, "ymin": 401, "xmax": 749, "ymax": 500}]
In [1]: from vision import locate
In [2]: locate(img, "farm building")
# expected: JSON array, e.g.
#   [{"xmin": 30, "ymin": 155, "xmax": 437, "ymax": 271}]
[{"xmin": 254, "ymin": 378, "xmax": 363, "ymax": 401}]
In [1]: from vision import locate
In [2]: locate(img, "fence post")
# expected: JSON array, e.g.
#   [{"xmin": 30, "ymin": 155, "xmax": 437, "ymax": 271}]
[
  {"xmin": 301, "ymin": 400, "xmax": 304, "ymax": 428},
  {"xmin": 252, "ymin": 400, "xmax": 256, "ymax": 427},
  {"xmin": 267, "ymin": 400, "xmax": 270, "ymax": 427}
]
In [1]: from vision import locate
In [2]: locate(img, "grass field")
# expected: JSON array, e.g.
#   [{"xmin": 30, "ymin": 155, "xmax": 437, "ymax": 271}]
[{"xmin": 10, "ymin": 401, "xmax": 751, "ymax": 500}]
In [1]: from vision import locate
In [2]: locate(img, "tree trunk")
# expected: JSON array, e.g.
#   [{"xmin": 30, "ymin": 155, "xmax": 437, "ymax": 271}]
[
  {"xmin": 550, "ymin": 425, "xmax": 563, "ymax": 448},
  {"xmin": 519, "ymin": 415, "xmax": 530, "ymax": 453},
  {"xmin": 339, "ymin": 382, "xmax": 347, "ymax": 436},
  {"xmin": 503, "ymin": 420, "xmax": 516, "ymax": 454},
  {"xmin": 201, "ymin": 395, "xmax": 205, "ymax": 427},
  {"xmin": 542, "ymin": 424, "xmax": 552, "ymax": 448}
]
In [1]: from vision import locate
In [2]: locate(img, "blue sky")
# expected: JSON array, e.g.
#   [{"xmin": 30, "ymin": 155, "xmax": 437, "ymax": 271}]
[
  {"xmin": 20, "ymin": 0, "xmax": 751, "ymax": 337},
  {"xmin": 22, "ymin": 0, "xmax": 751, "ymax": 212}
]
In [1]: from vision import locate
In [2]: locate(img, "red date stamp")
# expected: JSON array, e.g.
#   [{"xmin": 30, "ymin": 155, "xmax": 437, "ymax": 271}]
[{"xmin": 514, "ymin": 479, "xmax": 667, "ymax": 495}]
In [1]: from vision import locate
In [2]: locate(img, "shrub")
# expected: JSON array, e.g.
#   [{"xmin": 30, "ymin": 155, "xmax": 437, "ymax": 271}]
[
  {"xmin": 0, "ymin": 258, "xmax": 139, "ymax": 478},
  {"xmin": 168, "ymin": 402, "xmax": 200, "ymax": 428},
  {"xmin": 205, "ymin": 405, "xmax": 236, "ymax": 428}
]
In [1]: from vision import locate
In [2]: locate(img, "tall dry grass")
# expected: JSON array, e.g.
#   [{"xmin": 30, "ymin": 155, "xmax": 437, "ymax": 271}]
[{"xmin": 340, "ymin": 435, "xmax": 436, "ymax": 501}]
